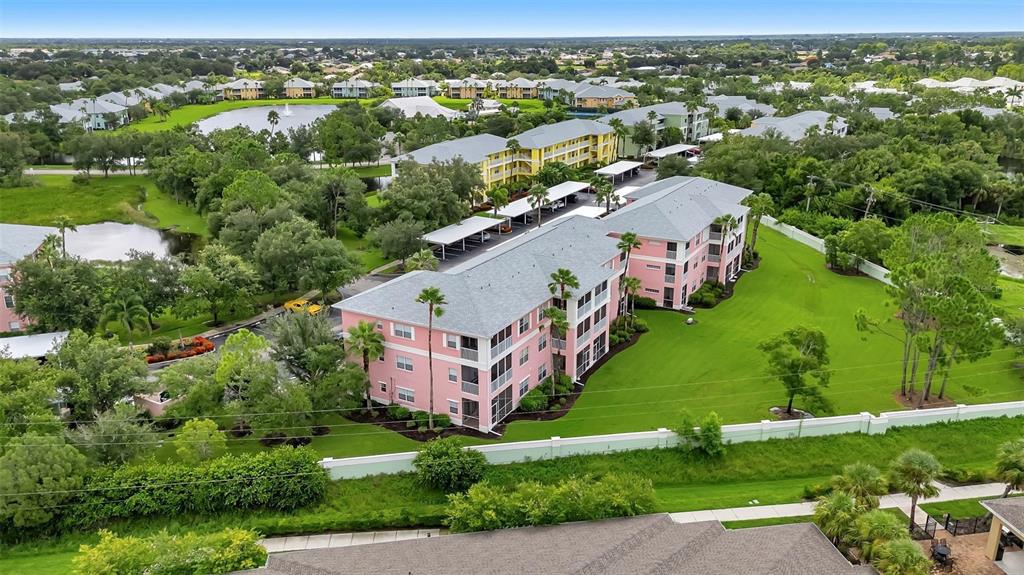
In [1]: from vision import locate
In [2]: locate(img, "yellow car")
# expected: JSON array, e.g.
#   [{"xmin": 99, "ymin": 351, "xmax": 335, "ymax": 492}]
[{"xmin": 284, "ymin": 299, "xmax": 324, "ymax": 315}]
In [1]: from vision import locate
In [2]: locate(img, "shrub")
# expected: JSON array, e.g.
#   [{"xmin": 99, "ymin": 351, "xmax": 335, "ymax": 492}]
[
  {"xmin": 630, "ymin": 296, "xmax": 658, "ymax": 310},
  {"xmin": 433, "ymin": 414, "xmax": 451, "ymax": 429},
  {"xmin": 518, "ymin": 387, "xmax": 549, "ymax": 412},
  {"xmin": 412, "ymin": 410, "xmax": 431, "ymax": 428},
  {"xmin": 632, "ymin": 317, "xmax": 650, "ymax": 333},
  {"xmin": 388, "ymin": 405, "xmax": 412, "ymax": 420},
  {"xmin": 413, "ymin": 437, "xmax": 488, "ymax": 493},
  {"xmin": 65, "ymin": 447, "xmax": 327, "ymax": 532},
  {"xmin": 147, "ymin": 337, "xmax": 173, "ymax": 357},
  {"xmin": 445, "ymin": 474, "xmax": 656, "ymax": 533},
  {"xmin": 689, "ymin": 281, "xmax": 726, "ymax": 308},
  {"xmin": 71, "ymin": 172, "xmax": 90, "ymax": 185},
  {"xmin": 73, "ymin": 528, "xmax": 266, "ymax": 575},
  {"xmin": 777, "ymin": 208, "xmax": 853, "ymax": 238},
  {"xmin": 675, "ymin": 410, "xmax": 725, "ymax": 458}
]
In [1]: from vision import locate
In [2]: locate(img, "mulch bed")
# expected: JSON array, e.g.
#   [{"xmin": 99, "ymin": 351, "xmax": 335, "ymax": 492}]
[
  {"xmin": 892, "ymin": 389, "xmax": 956, "ymax": 409},
  {"xmin": 769, "ymin": 406, "xmax": 815, "ymax": 420},
  {"xmin": 346, "ymin": 407, "xmax": 497, "ymax": 442}
]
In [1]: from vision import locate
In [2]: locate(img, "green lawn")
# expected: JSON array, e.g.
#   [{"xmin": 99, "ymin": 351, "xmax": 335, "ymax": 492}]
[
  {"xmin": 0, "ymin": 175, "xmax": 207, "ymax": 236},
  {"xmin": 431, "ymin": 96, "xmax": 547, "ymax": 112},
  {"xmin": 920, "ymin": 494, "xmax": 1019, "ymax": 519},
  {"xmin": 338, "ymin": 226, "xmax": 389, "ymax": 272},
  {"xmin": 0, "ymin": 551, "xmax": 78, "ymax": 575},
  {"xmin": 984, "ymin": 223, "xmax": 1024, "ymax": 246},
  {"xmin": 130, "ymin": 97, "xmax": 377, "ymax": 132},
  {"xmin": 722, "ymin": 515, "xmax": 815, "ymax": 529},
  {"xmin": 352, "ymin": 165, "xmax": 391, "ymax": 178}
]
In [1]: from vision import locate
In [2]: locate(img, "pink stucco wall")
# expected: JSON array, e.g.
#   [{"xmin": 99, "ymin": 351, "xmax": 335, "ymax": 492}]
[{"xmin": 0, "ymin": 264, "xmax": 29, "ymax": 333}]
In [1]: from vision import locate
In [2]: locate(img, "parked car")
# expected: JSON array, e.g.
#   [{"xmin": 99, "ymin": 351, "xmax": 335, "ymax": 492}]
[{"xmin": 284, "ymin": 299, "xmax": 324, "ymax": 315}]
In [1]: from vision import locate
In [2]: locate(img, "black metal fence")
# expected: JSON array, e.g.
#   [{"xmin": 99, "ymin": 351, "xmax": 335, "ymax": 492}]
[
  {"xmin": 911, "ymin": 516, "xmax": 938, "ymax": 540},
  {"xmin": 942, "ymin": 514, "xmax": 992, "ymax": 536}
]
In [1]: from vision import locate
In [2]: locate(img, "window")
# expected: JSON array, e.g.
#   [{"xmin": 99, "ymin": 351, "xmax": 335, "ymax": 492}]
[
  {"xmin": 490, "ymin": 353, "xmax": 513, "ymax": 383},
  {"xmin": 539, "ymin": 307, "xmax": 547, "ymax": 321},
  {"xmin": 645, "ymin": 264, "xmax": 660, "ymax": 270},
  {"xmin": 397, "ymin": 387, "xmax": 415, "ymax": 402},
  {"xmin": 576, "ymin": 291, "xmax": 592, "ymax": 309},
  {"xmin": 448, "ymin": 368, "xmax": 458, "ymax": 383},
  {"xmin": 594, "ymin": 333, "xmax": 607, "ymax": 359},
  {"xmin": 519, "ymin": 377, "xmax": 530, "ymax": 397},
  {"xmin": 619, "ymin": 251, "xmax": 626, "ymax": 262},
  {"xmin": 576, "ymin": 317, "xmax": 591, "ymax": 341},
  {"xmin": 490, "ymin": 385, "xmax": 514, "ymax": 425},
  {"xmin": 448, "ymin": 400, "xmax": 459, "ymax": 414},
  {"xmin": 538, "ymin": 334, "xmax": 548, "ymax": 351},
  {"xmin": 393, "ymin": 323, "xmax": 413, "ymax": 339},
  {"xmin": 490, "ymin": 324, "xmax": 513, "ymax": 348},
  {"xmin": 375, "ymin": 321, "xmax": 383, "ymax": 330},
  {"xmin": 379, "ymin": 381, "xmax": 387, "ymax": 392},
  {"xmin": 592, "ymin": 305, "xmax": 607, "ymax": 325},
  {"xmin": 519, "ymin": 347, "xmax": 529, "ymax": 366},
  {"xmin": 644, "ymin": 288, "xmax": 659, "ymax": 294},
  {"xmin": 396, "ymin": 356, "xmax": 413, "ymax": 371},
  {"xmin": 445, "ymin": 334, "xmax": 458, "ymax": 349},
  {"xmin": 684, "ymin": 240, "xmax": 691, "ymax": 250},
  {"xmin": 518, "ymin": 314, "xmax": 531, "ymax": 334},
  {"xmin": 2, "ymin": 293, "xmax": 12, "ymax": 309},
  {"xmin": 576, "ymin": 345, "xmax": 592, "ymax": 373},
  {"xmin": 0, "ymin": 272, "xmax": 10, "ymax": 282},
  {"xmin": 683, "ymin": 260, "xmax": 689, "ymax": 274},
  {"xmin": 538, "ymin": 363, "xmax": 548, "ymax": 382},
  {"xmin": 666, "ymin": 241, "xmax": 678, "ymax": 257}
]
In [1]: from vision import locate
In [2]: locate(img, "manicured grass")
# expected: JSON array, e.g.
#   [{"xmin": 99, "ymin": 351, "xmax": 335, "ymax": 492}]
[
  {"xmin": 338, "ymin": 226, "xmax": 389, "ymax": 272},
  {"xmin": 495, "ymin": 227, "xmax": 1024, "ymax": 443},
  {"xmin": 723, "ymin": 515, "xmax": 814, "ymax": 529},
  {"xmin": 130, "ymin": 97, "xmax": 377, "ymax": 132},
  {"xmin": 920, "ymin": 494, "xmax": 1019, "ymax": 520},
  {"xmin": 0, "ymin": 551, "xmax": 78, "ymax": 575},
  {"xmin": 352, "ymin": 164, "xmax": 391, "ymax": 178},
  {"xmin": 984, "ymin": 223, "xmax": 1024, "ymax": 246},
  {"xmin": 365, "ymin": 192, "xmax": 384, "ymax": 208},
  {"xmin": 431, "ymin": 96, "xmax": 547, "ymax": 112},
  {"xmin": 0, "ymin": 175, "xmax": 207, "ymax": 236},
  {"xmin": 997, "ymin": 276, "xmax": 1024, "ymax": 316}
]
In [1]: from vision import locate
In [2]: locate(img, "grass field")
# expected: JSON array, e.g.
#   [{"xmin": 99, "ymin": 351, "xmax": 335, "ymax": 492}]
[
  {"xmin": 338, "ymin": 226, "xmax": 389, "ymax": 272},
  {"xmin": 0, "ymin": 175, "xmax": 208, "ymax": 236},
  {"xmin": 920, "ymin": 494, "xmax": 1019, "ymax": 519},
  {"xmin": 984, "ymin": 223, "xmax": 1024, "ymax": 246},
  {"xmin": 432, "ymin": 96, "xmax": 547, "ymax": 112},
  {"xmin": 351, "ymin": 165, "xmax": 391, "ymax": 178},
  {"xmin": 130, "ymin": 97, "xmax": 376, "ymax": 132}
]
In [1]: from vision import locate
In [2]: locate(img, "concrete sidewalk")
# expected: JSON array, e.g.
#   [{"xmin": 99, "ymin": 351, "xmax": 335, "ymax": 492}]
[
  {"xmin": 260, "ymin": 528, "xmax": 442, "ymax": 553},
  {"xmin": 669, "ymin": 481, "xmax": 1008, "ymax": 525}
]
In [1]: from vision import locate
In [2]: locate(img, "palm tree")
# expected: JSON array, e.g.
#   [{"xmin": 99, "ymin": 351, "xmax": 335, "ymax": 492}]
[
  {"xmin": 487, "ymin": 186, "xmax": 509, "ymax": 216},
  {"xmin": 888, "ymin": 448, "xmax": 941, "ymax": 532},
  {"xmin": 813, "ymin": 491, "xmax": 858, "ymax": 548},
  {"xmin": 712, "ymin": 213, "xmax": 738, "ymax": 283},
  {"xmin": 101, "ymin": 293, "xmax": 150, "ymax": 346},
  {"xmin": 405, "ymin": 248, "xmax": 439, "ymax": 271},
  {"xmin": 267, "ymin": 110, "xmax": 281, "ymax": 138},
  {"xmin": 856, "ymin": 509, "xmax": 910, "ymax": 563},
  {"xmin": 38, "ymin": 235, "xmax": 61, "ymax": 268},
  {"xmin": 620, "ymin": 276, "xmax": 641, "ymax": 329},
  {"xmin": 528, "ymin": 183, "xmax": 549, "ymax": 227},
  {"xmin": 616, "ymin": 231, "xmax": 641, "ymax": 313},
  {"xmin": 996, "ymin": 437, "xmax": 1024, "ymax": 498},
  {"xmin": 545, "ymin": 306, "xmax": 569, "ymax": 396},
  {"xmin": 607, "ymin": 117, "xmax": 628, "ymax": 159},
  {"xmin": 346, "ymin": 320, "xmax": 385, "ymax": 410},
  {"xmin": 590, "ymin": 176, "xmax": 614, "ymax": 214},
  {"xmin": 416, "ymin": 286, "xmax": 446, "ymax": 431},
  {"xmin": 548, "ymin": 268, "xmax": 579, "ymax": 313},
  {"xmin": 741, "ymin": 193, "xmax": 774, "ymax": 255},
  {"xmin": 53, "ymin": 215, "xmax": 76, "ymax": 258},
  {"xmin": 832, "ymin": 462, "xmax": 887, "ymax": 510},
  {"xmin": 874, "ymin": 539, "xmax": 931, "ymax": 575}
]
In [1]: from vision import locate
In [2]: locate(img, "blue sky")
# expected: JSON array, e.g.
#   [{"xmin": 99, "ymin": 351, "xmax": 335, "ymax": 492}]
[{"xmin": 2, "ymin": 0, "xmax": 1021, "ymax": 38}]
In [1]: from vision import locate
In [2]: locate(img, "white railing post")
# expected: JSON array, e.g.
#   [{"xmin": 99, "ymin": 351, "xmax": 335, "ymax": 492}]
[
  {"xmin": 760, "ymin": 419, "xmax": 771, "ymax": 440},
  {"xmin": 860, "ymin": 412, "xmax": 872, "ymax": 434},
  {"xmin": 550, "ymin": 436, "xmax": 562, "ymax": 458},
  {"xmin": 957, "ymin": 404, "xmax": 966, "ymax": 421},
  {"xmin": 657, "ymin": 427, "xmax": 671, "ymax": 448}
]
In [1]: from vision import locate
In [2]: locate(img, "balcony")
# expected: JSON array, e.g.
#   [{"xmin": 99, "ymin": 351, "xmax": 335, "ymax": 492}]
[
  {"xmin": 708, "ymin": 254, "xmax": 721, "ymax": 263},
  {"xmin": 666, "ymin": 250, "xmax": 677, "ymax": 260},
  {"xmin": 577, "ymin": 299, "xmax": 594, "ymax": 317},
  {"xmin": 553, "ymin": 338, "xmax": 566, "ymax": 350},
  {"xmin": 490, "ymin": 336, "xmax": 513, "ymax": 357},
  {"xmin": 460, "ymin": 348, "xmax": 479, "ymax": 361},
  {"xmin": 664, "ymin": 274, "xmax": 676, "ymax": 284},
  {"xmin": 490, "ymin": 369, "xmax": 512, "ymax": 393},
  {"xmin": 461, "ymin": 381, "xmax": 479, "ymax": 395},
  {"xmin": 709, "ymin": 232, "xmax": 723, "ymax": 243},
  {"xmin": 576, "ymin": 329, "xmax": 591, "ymax": 343},
  {"xmin": 594, "ymin": 317, "xmax": 607, "ymax": 332}
]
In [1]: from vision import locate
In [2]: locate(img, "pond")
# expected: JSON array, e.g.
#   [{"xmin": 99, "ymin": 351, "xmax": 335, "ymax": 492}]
[
  {"xmin": 64, "ymin": 223, "xmax": 201, "ymax": 262},
  {"xmin": 195, "ymin": 104, "xmax": 337, "ymax": 135}
]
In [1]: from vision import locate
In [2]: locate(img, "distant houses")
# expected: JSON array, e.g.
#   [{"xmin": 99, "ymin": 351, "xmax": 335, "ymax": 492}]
[
  {"xmin": 284, "ymin": 77, "xmax": 316, "ymax": 98},
  {"xmin": 598, "ymin": 102, "xmax": 712, "ymax": 155},
  {"xmin": 217, "ymin": 78, "xmax": 265, "ymax": 100},
  {"xmin": 703, "ymin": 110, "xmax": 848, "ymax": 143},
  {"xmin": 391, "ymin": 78, "xmax": 440, "ymax": 98},
  {"xmin": 706, "ymin": 95, "xmax": 777, "ymax": 118},
  {"xmin": 331, "ymin": 79, "xmax": 379, "ymax": 98},
  {"xmin": 379, "ymin": 96, "xmax": 460, "ymax": 120}
]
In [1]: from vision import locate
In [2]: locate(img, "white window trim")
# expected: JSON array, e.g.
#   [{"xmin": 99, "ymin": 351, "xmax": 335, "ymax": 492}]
[
  {"xmin": 392, "ymin": 323, "xmax": 415, "ymax": 340},
  {"xmin": 397, "ymin": 386, "xmax": 415, "ymax": 402}
]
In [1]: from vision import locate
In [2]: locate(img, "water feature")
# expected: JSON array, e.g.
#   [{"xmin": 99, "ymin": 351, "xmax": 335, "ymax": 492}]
[
  {"xmin": 195, "ymin": 104, "xmax": 336, "ymax": 135},
  {"xmin": 63, "ymin": 222, "xmax": 201, "ymax": 262}
]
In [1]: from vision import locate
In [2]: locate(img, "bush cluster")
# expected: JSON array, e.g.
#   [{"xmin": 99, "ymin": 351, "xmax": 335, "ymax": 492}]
[
  {"xmin": 445, "ymin": 474, "xmax": 656, "ymax": 533},
  {"xmin": 688, "ymin": 281, "xmax": 727, "ymax": 308},
  {"xmin": 413, "ymin": 437, "xmax": 488, "ymax": 492},
  {"xmin": 64, "ymin": 446, "xmax": 327, "ymax": 531},
  {"xmin": 145, "ymin": 336, "xmax": 216, "ymax": 363},
  {"xmin": 610, "ymin": 316, "xmax": 649, "ymax": 347},
  {"xmin": 73, "ymin": 528, "xmax": 266, "ymax": 575},
  {"xmin": 516, "ymin": 375, "xmax": 573, "ymax": 413},
  {"xmin": 777, "ymin": 208, "xmax": 853, "ymax": 238},
  {"xmin": 630, "ymin": 295, "xmax": 658, "ymax": 310}
]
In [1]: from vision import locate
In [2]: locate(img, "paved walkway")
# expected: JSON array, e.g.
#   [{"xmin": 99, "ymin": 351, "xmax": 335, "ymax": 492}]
[
  {"xmin": 260, "ymin": 528, "xmax": 442, "ymax": 553},
  {"xmin": 669, "ymin": 481, "xmax": 1007, "ymax": 525}
]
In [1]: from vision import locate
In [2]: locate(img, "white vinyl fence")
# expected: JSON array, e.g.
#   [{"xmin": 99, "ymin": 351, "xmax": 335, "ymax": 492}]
[
  {"xmin": 761, "ymin": 215, "xmax": 892, "ymax": 285},
  {"xmin": 321, "ymin": 400, "xmax": 1024, "ymax": 479}
]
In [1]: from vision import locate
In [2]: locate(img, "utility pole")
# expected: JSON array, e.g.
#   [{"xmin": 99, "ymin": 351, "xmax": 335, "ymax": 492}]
[{"xmin": 864, "ymin": 186, "xmax": 878, "ymax": 217}]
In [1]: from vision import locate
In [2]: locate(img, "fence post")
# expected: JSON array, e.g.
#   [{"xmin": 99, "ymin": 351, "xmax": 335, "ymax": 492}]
[
  {"xmin": 550, "ymin": 436, "xmax": 562, "ymax": 458},
  {"xmin": 859, "ymin": 412, "xmax": 873, "ymax": 434},
  {"xmin": 868, "ymin": 414, "xmax": 889, "ymax": 435},
  {"xmin": 956, "ymin": 404, "xmax": 966, "ymax": 421},
  {"xmin": 657, "ymin": 428, "xmax": 671, "ymax": 449},
  {"xmin": 760, "ymin": 420, "xmax": 772, "ymax": 440}
]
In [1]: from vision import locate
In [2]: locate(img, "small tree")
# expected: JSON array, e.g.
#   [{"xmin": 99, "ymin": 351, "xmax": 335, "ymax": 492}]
[
  {"xmin": 416, "ymin": 286, "xmax": 446, "ymax": 430},
  {"xmin": 758, "ymin": 326, "xmax": 831, "ymax": 416},
  {"xmin": 996, "ymin": 437, "xmax": 1024, "ymax": 498},
  {"xmin": 677, "ymin": 411, "xmax": 725, "ymax": 458},
  {"xmin": 813, "ymin": 491, "xmax": 859, "ymax": 548},
  {"xmin": 832, "ymin": 462, "xmax": 887, "ymax": 511},
  {"xmin": 874, "ymin": 538, "xmax": 932, "ymax": 575},
  {"xmin": 369, "ymin": 219, "xmax": 424, "ymax": 268},
  {"xmin": 888, "ymin": 448, "xmax": 941, "ymax": 532},
  {"xmin": 0, "ymin": 434, "xmax": 88, "ymax": 530},
  {"xmin": 528, "ymin": 183, "xmax": 549, "ymax": 227},
  {"xmin": 412, "ymin": 436, "xmax": 488, "ymax": 492},
  {"xmin": 174, "ymin": 418, "xmax": 227, "ymax": 464},
  {"xmin": 856, "ymin": 509, "xmax": 910, "ymax": 564},
  {"xmin": 405, "ymin": 248, "xmax": 439, "ymax": 271},
  {"xmin": 346, "ymin": 320, "xmax": 385, "ymax": 409},
  {"xmin": 741, "ymin": 192, "xmax": 774, "ymax": 255},
  {"xmin": 67, "ymin": 404, "xmax": 152, "ymax": 465}
]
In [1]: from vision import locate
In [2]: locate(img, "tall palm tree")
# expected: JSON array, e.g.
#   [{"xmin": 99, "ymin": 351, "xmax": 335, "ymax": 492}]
[
  {"xmin": 528, "ymin": 183, "xmax": 549, "ymax": 227},
  {"xmin": 267, "ymin": 110, "xmax": 281, "ymax": 138},
  {"xmin": 416, "ymin": 286, "xmax": 446, "ymax": 431},
  {"xmin": 712, "ymin": 213, "xmax": 738, "ymax": 283},
  {"xmin": 405, "ymin": 248, "xmax": 439, "ymax": 271},
  {"xmin": 856, "ymin": 509, "xmax": 910, "ymax": 563},
  {"xmin": 813, "ymin": 491, "xmax": 858, "ymax": 548},
  {"xmin": 607, "ymin": 118, "xmax": 628, "ymax": 159},
  {"xmin": 544, "ymin": 306, "xmax": 569, "ymax": 396},
  {"xmin": 996, "ymin": 437, "xmax": 1024, "ymax": 498},
  {"xmin": 101, "ymin": 293, "xmax": 150, "ymax": 346},
  {"xmin": 741, "ymin": 193, "xmax": 774, "ymax": 255},
  {"xmin": 621, "ymin": 276, "xmax": 641, "ymax": 329},
  {"xmin": 888, "ymin": 448, "xmax": 941, "ymax": 532},
  {"xmin": 53, "ymin": 215, "xmax": 76, "ymax": 258},
  {"xmin": 38, "ymin": 235, "xmax": 61, "ymax": 268},
  {"xmin": 832, "ymin": 462, "xmax": 887, "ymax": 511},
  {"xmin": 346, "ymin": 320, "xmax": 385, "ymax": 409},
  {"xmin": 590, "ymin": 176, "xmax": 614, "ymax": 214},
  {"xmin": 616, "ymin": 231, "xmax": 641, "ymax": 313},
  {"xmin": 547, "ymin": 268, "xmax": 579, "ymax": 313}
]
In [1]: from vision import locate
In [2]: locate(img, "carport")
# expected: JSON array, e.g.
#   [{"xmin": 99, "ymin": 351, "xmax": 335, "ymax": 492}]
[
  {"xmin": 645, "ymin": 143, "xmax": 700, "ymax": 164},
  {"xmin": 422, "ymin": 215, "xmax": 503, "ymax": 260},
  {"xmin": 595, "ymin": 160, "xmax": 643, "ymax": 183}
]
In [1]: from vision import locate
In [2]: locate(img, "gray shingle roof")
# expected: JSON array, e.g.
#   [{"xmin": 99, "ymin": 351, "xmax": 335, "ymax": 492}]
[
  {"xmin": 0, "ymin": 223, "xmax": 57, "ymax": 265},
  {"xmin": 243, "ymin": 514, "xmax": 865, "ymax": 575},
  {"xmin": 512, "ymin": 118, "xmax": 613, "ymax": 149},
  {"xmin": 599, "ymin": 102, "xmax": 709, "ymax": 127},
  {"xmin": 740, "ymin": 111, "xmax": 846, "ymax": 141},
  {"xmin": 399, "ymin": 133, "xmax": 508, "ymax": 165},
  {"xmin": 379, "ymin": 96, "xmax": 459, "ymax": 119},
  {"xmin": 603, "ymin": 176, "xmax": 751, "ymax": 242},
  {"xmin": 983, "ymin": 497, "xmax": 1024, "ymax": 532},
  {"xmin": 572, "ymin": 83, "xmax": 634, "ymax": 99},
  {"xmin": 284, "ymin": 78, "xmax": 315, "ymax": 89},
  {"xmin": 336, "ymin": 216, "xmax": 619, "ymax": 338},
  {"xmin": 706, "ymin": 95, "xmax": 777, "ymax": 118}
]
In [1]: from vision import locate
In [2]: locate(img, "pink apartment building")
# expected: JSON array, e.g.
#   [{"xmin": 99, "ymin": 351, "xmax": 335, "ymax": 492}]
[
  {"xmin": 0, "ymin": 223, "xmax": 57, "ymax": 333},
  {"xmin": 333, "ymin": 176, "xmax": 750, "ymax": 431}
]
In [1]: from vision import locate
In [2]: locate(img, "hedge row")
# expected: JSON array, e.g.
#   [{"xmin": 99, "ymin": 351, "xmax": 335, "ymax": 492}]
[
  {"xmin": 73, "ymin": 528, "xmax": 266, "ymax": 575},
  {"xmin": 64, "ymin": 446, "xmax": 327, "ymax": 531}
]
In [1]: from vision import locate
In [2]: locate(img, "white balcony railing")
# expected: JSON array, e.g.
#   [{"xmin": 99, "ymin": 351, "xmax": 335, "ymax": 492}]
[
  {"xmin": 708, "ymin": 254, "xmax": 721, "ymax": 263},
  {"xmin": 709, "ymin": 232, "xmax": 723, "ymax": 242},
  {"xmin": 490, "ymin": 336, "xmax": 513, "ymax": 357},
  {"xmin": 594, "ymin": 317, "xmax": 607, "ymax": 332},
  {"xmin": 461, "ymin": 381, "xmax": 479, "ymax": 395},
  {"xmin": 460, "ymin": 348, "xmax": 479, "ymax": 361},
  {"xmin": 490, "ymin": 370, "xmax": 512, "ymax": 393},
  {"xmin": 553, "ymin": 338, "xmax": 567, "ymax": 350},
  {"xmin": 576, "ymin": 329, "xmax": 591, "ymax": 343}
]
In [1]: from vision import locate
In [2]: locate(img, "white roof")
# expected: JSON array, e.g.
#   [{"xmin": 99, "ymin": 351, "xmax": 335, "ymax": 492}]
[
  {"xmin": 546, "ymin": 180, "xmax": 591, "ymax": 201},
  {"xmin": 496, "ymin": 197, "xmax": 536, "ymax": 218},
  {"xmin": 379, "ymin": 96, "xmax": 459, "ymax": 120},
  {"xmin": 422, "ymin": 215, "xmax": 501, "ymax": 245},
  {"xmin": 595, "ymin": 160, "xmax": 643, "ymax": 176},
  {"xmin": 646, "ymin": 144, "xmax": 700, "ymax": 159},
  {"xmin": 1, "ymin": 331, "xmax": 68, "ymax": 359}
]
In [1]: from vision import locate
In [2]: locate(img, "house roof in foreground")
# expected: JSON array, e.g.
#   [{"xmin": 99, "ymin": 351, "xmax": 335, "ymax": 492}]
[
  {"xmin": 0, "ymin": 223, "xmax": 58, "ymax": 265},
  {"xmin": 398, "ymin": 133, "xmax": 508, "ymax": 165},
  {"xmin": 982, "ymin": 497, "xmax": 1024, "ymax": 533},
  {"xmin": 379, "ymin": 96, "xmax": 459, "ymax": 119},
  {"xmin": 512, "ymin": 118, "xmax": 613, "ymax": 149},
  {"xmin": 237, "ymin": 514, "xmax": 867, "ymax": 575}
]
